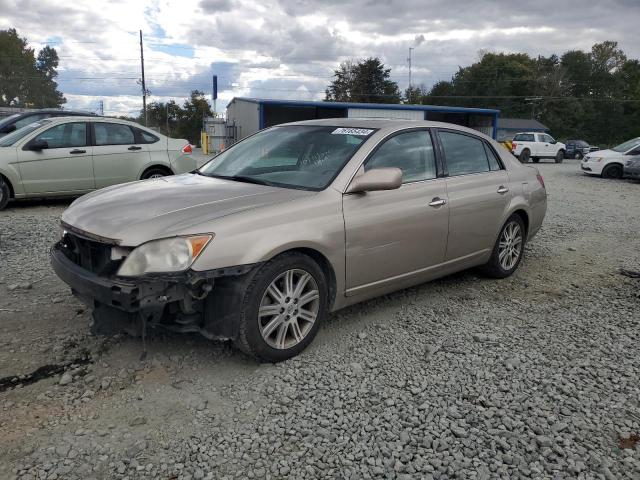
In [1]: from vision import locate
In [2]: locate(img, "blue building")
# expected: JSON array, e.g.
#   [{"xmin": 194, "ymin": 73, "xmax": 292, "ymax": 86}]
[{"xmin": 225, "ymin": 97, "xmax": 500, "ymax": 142}]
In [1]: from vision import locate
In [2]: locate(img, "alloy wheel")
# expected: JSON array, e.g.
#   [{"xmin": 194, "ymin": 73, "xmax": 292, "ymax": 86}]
[
  {"xmin": 498, "ymin": 221, "xmax": 523, "ymax": 271},
  {"xmin": 148, "ymin": 173, "xmax": 165, "ymax": 179},
  {"xmin": 258, "ymin": 269, "xmax": 320, "ymax": 350}
]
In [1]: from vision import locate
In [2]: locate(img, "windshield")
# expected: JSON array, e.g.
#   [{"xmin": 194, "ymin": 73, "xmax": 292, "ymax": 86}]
[
  {"xmin": 612, "ymin": 137, "xmax": 640, "ymax": 153},
  {"xmin": 0, "ymin": 120, "xmax": 51, "ymax": 147},
  {"xmin": 0, "ymin": 114, "xmax": 21, "ymax": 129},
  {"xmin": 198, "ymin": 125, "xmax": 374, "ymax": 190}
]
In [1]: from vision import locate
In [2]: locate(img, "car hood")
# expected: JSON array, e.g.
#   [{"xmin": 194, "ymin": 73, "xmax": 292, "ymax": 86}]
[
  {"xmin": 585, "ymin": 149, "xmax": 620, "ymax": 159},
  {"xmin": 61, "ymin": 173, "xmax": 315, "ymax": 245}
]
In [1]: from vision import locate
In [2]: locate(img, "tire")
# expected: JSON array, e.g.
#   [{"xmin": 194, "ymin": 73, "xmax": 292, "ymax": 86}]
[
  {"xmin": 479, "ymin": 214, "xmax": 526, "ymax": 279},
  {"xmin": 555, "ymin": 150, "xmax": 565, "ymax": 164},
  {"xmin": 141, "ymin": 167, "xmax": 172, "ymax": 180},
  {"xmin": 518, "ymin": 149, "xmax": 530, "ymax": 163},
  {"xmin": 602, "ymin": 164, "xmax": 623, "ymax": 179},
  {"xmin": 575, "ymin": 152, "xmax": 583, "ymax": 160},
  {"xmin": 0, "ymin": 177, "xmax": 9, "ymax": 210},
  {"xmin": 532, "ymin": 158, "xmax": 540, "ymax": 163},
  {"xmin": 234, "ymin": 252, "xmax": 328, "ymax": 362}
]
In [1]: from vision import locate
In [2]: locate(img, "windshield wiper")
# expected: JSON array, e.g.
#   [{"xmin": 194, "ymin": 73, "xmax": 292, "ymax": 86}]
[{"xmin": 201, "ymin": 173, "xmax": 272, "ymax": 186}]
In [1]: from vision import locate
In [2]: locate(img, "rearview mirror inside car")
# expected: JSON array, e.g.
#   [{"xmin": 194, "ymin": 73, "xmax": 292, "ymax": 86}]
[
  {"xmin": 28, "ymin": 139, "xmax": 49, "ymax": 151},
  {"xmin": 346, "ymin": 167, "xmax": 402, "ymax": 194}
]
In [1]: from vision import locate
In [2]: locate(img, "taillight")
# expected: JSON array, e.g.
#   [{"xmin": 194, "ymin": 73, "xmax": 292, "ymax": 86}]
[
  {"xmin": 181, "ymin": 144, "xmax": 193, "ymax": 154},
  {"xmin": 512, "ymin": 142, "xmax": 517, "ymax": 150},
  {"xmin": 536, "ymin": 173, "xmax": 545, "ymax": 189}
]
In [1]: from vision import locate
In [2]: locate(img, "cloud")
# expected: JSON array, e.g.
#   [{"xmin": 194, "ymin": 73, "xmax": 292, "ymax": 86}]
[{"xmin": 1, "ymin": 0, "xmax": 639, "ymax": 116}]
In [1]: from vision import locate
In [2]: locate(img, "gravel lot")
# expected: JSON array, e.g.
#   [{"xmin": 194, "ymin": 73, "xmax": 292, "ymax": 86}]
[{"xmin": 1, "ymin": 162, "xmax": 639, "ymax": 480}]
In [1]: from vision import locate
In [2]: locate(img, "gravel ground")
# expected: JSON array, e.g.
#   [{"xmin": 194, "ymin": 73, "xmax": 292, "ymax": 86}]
[{"xmin": 0, "ymin": 162, "xmax": 639, "ymax": 480}]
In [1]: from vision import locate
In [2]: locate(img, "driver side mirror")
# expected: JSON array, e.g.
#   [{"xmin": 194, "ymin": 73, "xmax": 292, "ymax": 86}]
[
  {"xmin": 27, "ymin": 139, "xmax": 48, "ymax": 151},
  {"xmin": 550, "ymin": 139, "xmax": 557, "ymax": 144},
  {"xmin": 346, "ymin": 167, "xmax": 402, "ymax": 194}
]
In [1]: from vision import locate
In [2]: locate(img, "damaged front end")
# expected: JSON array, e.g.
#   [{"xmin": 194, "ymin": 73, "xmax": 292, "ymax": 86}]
[{"xmin": 50, "ymin": 229, "xmax": 257, "ymax": 341}]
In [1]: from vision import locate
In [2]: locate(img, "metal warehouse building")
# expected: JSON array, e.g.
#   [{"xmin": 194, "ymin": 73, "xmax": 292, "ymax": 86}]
[{"xmin": 225, "ymin": 97, "xmax": 500, "ymax": 143}]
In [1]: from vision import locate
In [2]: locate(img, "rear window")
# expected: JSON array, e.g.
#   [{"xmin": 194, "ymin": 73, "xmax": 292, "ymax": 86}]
[{"xmin": 514, "ymin": 133, "xmax": 534, "ymax": 142}]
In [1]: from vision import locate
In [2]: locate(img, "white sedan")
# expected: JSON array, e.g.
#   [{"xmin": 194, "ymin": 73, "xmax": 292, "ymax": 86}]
[
  {"xmin": 0, "ymin": 116, "xmax": 195, "ymax": 210},
  {"xmin": 581, "ymin": 137, "xmax": 640, "ymax": 179}
]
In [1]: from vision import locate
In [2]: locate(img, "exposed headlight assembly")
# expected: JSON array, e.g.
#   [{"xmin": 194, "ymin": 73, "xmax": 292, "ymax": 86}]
[{"xmin": 117, "ymin": 235, "xmax": 213, "ymax": 277}]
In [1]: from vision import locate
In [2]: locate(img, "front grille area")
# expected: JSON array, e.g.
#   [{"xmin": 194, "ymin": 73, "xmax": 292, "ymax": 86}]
[{"xmin": 60, "ymin": 232, "xmax": 123, "ymax": 276}]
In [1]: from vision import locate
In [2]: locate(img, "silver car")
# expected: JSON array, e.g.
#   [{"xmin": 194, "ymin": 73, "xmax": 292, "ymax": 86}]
[
  {"xmin": 0, "ymin": 116, "xmax": 194, "ymax": 210},
  {"xmin": 51, "ymin": 119, "xmax": 547, "ymax": 362}
]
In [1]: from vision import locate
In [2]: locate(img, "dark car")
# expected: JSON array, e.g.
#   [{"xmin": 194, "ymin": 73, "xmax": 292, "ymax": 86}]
[
  {"xmin": 0, "ymin": 109, "xmax": 97, "ymax": 138},
  {"xmin": 565, "ymin": 139, "xmax": 591, "ymax": 159}
]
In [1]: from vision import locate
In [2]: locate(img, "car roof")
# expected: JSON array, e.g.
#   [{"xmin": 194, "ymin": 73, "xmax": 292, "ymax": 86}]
[
  {"xmin": 277, "ymin": 118, "xmax": 493, "ymax": 139},
  {"xmin": 41, "ymin": 116, "xmax": 143, "ymax": 127},
  {"xmin": 514, "ymin": 132, "xmax": 544, "ymax": 135}
]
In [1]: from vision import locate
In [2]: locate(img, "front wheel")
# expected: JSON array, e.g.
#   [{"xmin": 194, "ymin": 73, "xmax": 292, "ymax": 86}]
[
  {"xmin": 575, "ymin": 152, "xmax": 583, "ymax": 160},
  {"xmin": 235, "ymin": 252, "xmax": 328, "ymax": 362},
  {"xmin": 0, "ymin": 177, "xmax": 10, "ymax": 210},
  {"xmin": 602, "ymin": 164, "xmax": 623, "ymax": 179},
  {"xmin": 555, "ymin": 150, "xmax": 565, "ymax": 163},
  {"xmin": 479, "ymin": 214, "xmax": 526, "ymax": 279}
]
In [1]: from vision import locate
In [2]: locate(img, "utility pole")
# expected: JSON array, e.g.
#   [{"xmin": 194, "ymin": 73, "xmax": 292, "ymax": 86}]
[
  {"xmin": 407, "ymin": 47, "xmax": 414, "ymax": 103},
  {"xmin": 97, "ymin": 100, "xmax": 104, "ymax": 116},
  {"xmin": 139, "ymin": 30, "xmax": 147, "ymax": 126}
]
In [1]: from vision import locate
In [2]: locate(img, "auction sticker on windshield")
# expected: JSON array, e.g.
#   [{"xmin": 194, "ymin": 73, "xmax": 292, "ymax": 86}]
[{"xmin": 332, "ymin": 128, "xmax": 374, "ymax": 136}]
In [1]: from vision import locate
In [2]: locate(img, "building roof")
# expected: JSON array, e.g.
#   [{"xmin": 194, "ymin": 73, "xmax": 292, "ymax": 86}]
[
  {"xmin": 231, "ymin": 97, "xmax": 500, "ymax": 115},
  {"xmin": 498, "ymin": 117, "xmax": 549, "ymax": 131}
]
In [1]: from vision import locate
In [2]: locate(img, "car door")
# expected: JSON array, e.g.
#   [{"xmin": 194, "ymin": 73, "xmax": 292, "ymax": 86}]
[
  {"xmin": 343, "ymin": 129, "xmax": 449, "ymax": 292},
  {"xmin": 17, "ymin": 121, "xmax": 94, "ymax": 194},
  {"xmin": 91, "ymin": 122, "xmax": 151, "ymax": 188},
  {"xmin": 537, "ymin": 133, "xmax": 552, "ymax": 157},
  {"xmin": 437, "ymin": 129, "xmax": 511, "ymax": 261}
]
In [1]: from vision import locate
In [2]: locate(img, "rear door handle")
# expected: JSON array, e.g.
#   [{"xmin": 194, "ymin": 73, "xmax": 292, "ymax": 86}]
[
  {"xmin": 497, "ymin": 186, "xmax": 509, "ymax": 194},
  {"xmin": 69, "ymin": 149, "xmax": 86, "ymax": 154},
  {"xmin": 128, "ymin": 146, "xmax": 142, "ymax": 150},
  {"xmin": 429, "ymin": 197, "xmax": 447, "ymax": 207}
]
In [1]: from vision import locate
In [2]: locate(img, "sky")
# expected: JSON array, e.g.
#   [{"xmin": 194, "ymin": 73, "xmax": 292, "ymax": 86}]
[{"xmin": 1, "ymin": 0, "xmax": 639, "ymax": 117}]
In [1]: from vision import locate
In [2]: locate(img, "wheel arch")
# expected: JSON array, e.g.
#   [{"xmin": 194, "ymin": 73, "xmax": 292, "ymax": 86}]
[{"xmin": 138, "ymin": 164, "xmax": 174, "ymax": 180}]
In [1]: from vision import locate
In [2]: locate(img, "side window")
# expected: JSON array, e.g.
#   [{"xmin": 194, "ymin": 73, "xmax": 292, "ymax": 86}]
[
  {"xmin": 32, "ymin": 122, "xmax": 87, "ymax": 149},
  {"xmin": 137, "ymin": 128, "xmax": 159, "ymax": 144},
  {"xmin": 94, "ymin": 123, "xmax": 135, "ymax": 146},
  {"xmin": 536, "ymin": 134, "xmax": 546, "ymax": 142},
  {"xmin": 364, "ymin": 130, "xmax": 437, "ymax": 183},
  {"xmin": 484, "ymin": 143, "xmax": 502, "ymax": 171},
  {"xmin": 440, "ymin": 131, "xmax": 491, "ymax": 176},
  {"xmin": 544, "ymin": 134, "xmax": 555, "ymax": 143}
]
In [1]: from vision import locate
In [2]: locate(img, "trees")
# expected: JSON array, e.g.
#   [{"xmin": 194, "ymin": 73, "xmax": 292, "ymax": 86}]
[
  {"xmin": 140, "ymin": 91, "xmax": 213, "ymax": 144},
  {"xmin": 404, "ymin": 42, "xmax": 640, "ymax": 146},
  {"xmin": 0, "ymin": 29, "xmax": 65, "ymax": 108},
  {"xmin": 325, "ymin": 58, "xmax": 401, "ymax": 104}
]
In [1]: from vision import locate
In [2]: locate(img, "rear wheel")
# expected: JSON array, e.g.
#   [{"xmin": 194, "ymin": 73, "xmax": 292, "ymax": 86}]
[
  {"xmin": 0, "ymin": 177, "xmax": 10, "ymax": 210},
  {"xmin": 141, "ymin": 166, "xmax": 172, "ymax": 180},
  {"xmin": 602, "ymin": 164, "xmax": 623, "ymax": 179},
  {"xmin": 480, "ymin": 214, "xmax": 526, "ymax": 279},
  {"xmin": 518, "ymin": 149, "xmax": 530, "ymax": 163},
  {"xmin": 235, "ymin": 252, "xmax": 328, "ymax": 362},
  {"xmin": 555, "ymin": 150, "xmax": 565, "ymax": 163}
]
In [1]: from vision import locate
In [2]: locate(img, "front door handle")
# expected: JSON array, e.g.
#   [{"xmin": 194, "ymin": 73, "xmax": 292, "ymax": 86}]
[
  {"xmin": 497, "ymin": 186, "xmax": 510, "ymax": 194},
  {"xmin": 128, "ymin": 146, "xmax": 142, "ymax": 151},
  {"xmin": 429, "ymin": 197, "xmax": 447, "ymax": 207},
  {"xmin": 69, "ymin": 149, "xmax": 86, "ymax": 154}
]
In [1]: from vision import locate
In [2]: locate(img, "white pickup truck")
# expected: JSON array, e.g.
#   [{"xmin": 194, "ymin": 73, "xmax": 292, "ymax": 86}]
[{"xmin": 511, "ymin": 132, "xmax": 566, "ymax": 163}]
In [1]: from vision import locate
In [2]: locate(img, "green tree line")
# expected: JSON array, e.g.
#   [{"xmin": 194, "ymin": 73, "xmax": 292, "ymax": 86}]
[
  {"xmin": 0, "ymin": 29, "xmax": 65, "ymax": 108},
  {"xmin": 327, "ymin": 41, "xmax": 640, "ymax": 146}
]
